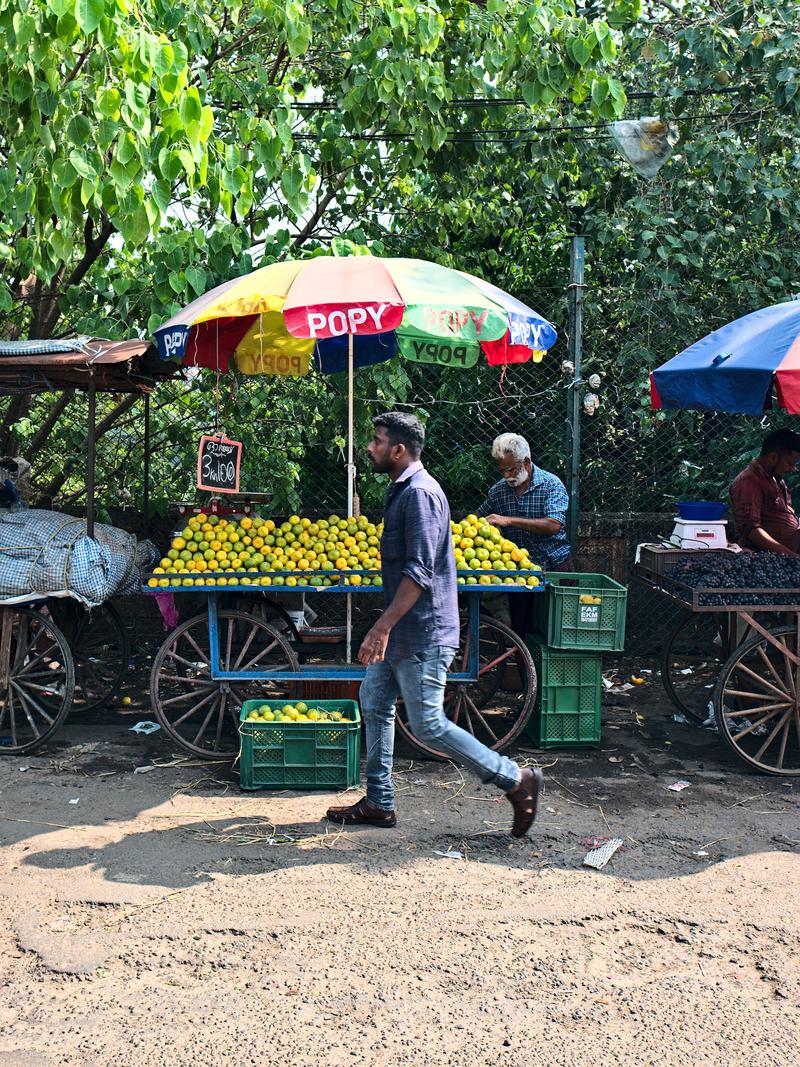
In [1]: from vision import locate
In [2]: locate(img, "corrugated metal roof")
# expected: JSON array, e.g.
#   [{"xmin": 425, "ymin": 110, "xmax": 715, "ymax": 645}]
[{"xmin": 0, "ymin": 338, "xmax": 181, "ymax": 393}]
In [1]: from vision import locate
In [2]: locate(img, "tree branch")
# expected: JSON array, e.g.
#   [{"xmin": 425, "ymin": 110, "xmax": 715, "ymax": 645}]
[
  {"xmin": 268, "ymin": 41, "xmax": 288, "ymax": 85},
  {"xmin": 28, "ymin": 391, "xmax": 74, "ymax": 456},
  {"xmin": 35, "ymin": 393, "xmax": 138, "ymax": 505},
  {"xmin": 650, "ymin": 0, "xmax": 685, "ymax": 16},
  {"xmin": 62, "ymin": 48, "xmax": 91, "ymax": 87},
  {"xmin": 0, "ymin": 394, "xmax": 32, "ymax": 456},
  {"xmin": 291, "ymin": 172, "xmax": 347, "ymax": 249},
  {"xmin": 64, "ymin": 213, "xmax": 115, "ymax": 292}
]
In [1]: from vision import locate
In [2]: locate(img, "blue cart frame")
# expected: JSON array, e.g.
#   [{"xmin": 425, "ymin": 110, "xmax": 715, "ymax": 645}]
[{"xmin": 146, "ymin": 570, "xmax": 544, "ymax": 760}]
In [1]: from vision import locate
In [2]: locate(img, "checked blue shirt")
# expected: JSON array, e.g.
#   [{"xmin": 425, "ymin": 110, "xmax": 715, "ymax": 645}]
[{"xmin": 477, "ymin": 466, "xmax": 571, "ymax": 569}]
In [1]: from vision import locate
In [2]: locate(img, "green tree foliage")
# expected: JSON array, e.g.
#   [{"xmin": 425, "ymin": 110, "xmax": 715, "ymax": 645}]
[
  {"xmin": 0, "ymin": 0, "xmax": 627, "ymax": 341},
  {"xmin": 3, "ymin": 1, "xmax": 798, "ymax": 518},
  {"xmin": 0, "ymin": 0, "xmax": 632, "ymax": 510},
  {"xmin": 367, "ymin": 0, "xmax": 800, "ymax": 511}
]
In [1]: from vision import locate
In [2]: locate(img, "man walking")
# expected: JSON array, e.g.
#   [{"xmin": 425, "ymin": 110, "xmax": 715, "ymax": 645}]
[{"xmin": 326, "ymin": 412, "xmax": 542, "ymax": 837}]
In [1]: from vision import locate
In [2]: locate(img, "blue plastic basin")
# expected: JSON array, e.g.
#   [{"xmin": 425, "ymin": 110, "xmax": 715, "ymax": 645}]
[{"xmin": 676, "ymin": 501, "xmax": 727, "ymax": 521}]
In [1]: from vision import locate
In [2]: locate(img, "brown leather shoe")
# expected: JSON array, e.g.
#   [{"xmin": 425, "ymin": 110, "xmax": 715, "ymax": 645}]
[
  {"xmin": 325, "ymin": 796, "xmax": 397, "ymax": 828},
  {"xmin": 506, "ymin": 768, "xmax": 543, "ymax": 838}
]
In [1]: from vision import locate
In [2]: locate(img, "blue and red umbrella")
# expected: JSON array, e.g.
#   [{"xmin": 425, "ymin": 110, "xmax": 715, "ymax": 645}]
[{"xmin": 651, "ymin": 300, "xmax": 800, "ymax": 415}]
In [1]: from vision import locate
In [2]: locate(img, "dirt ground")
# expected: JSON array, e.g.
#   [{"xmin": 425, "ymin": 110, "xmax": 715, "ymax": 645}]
[{"xmin": 1, "ymin": 641, "xmax": 799, "ymax": 1067}]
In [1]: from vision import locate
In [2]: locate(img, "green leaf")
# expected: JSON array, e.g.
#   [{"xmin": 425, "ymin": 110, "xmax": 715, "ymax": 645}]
[
  {"xmin": 179, "ymin": 87, "xmax": 202, "ymax": 127},
  {"xmin": 68, "ymin": 149, "xmax": 97, "ymax": 179},
  {"xmin": 177, "ymin": 148, "xmax": 195, "ymax": 178},
  {"xmin": 97, "ymin": 88, "xmax": 121, "ymax": 119},
  {"xmin": 590, "ymin": 78, "xmax": 608, "ymax": 108},
  {"xmin": 168, "ymin": 270, "xmax": 185, "ymax": 293},
  {"xmin": 52, "ymin": 158, "xmax": 77, "ymax": 190},
  {"xmin": 283, "ymin": 0, "xmax": 312, "ymax": 58},
  {"xmin": 74, "ymin": 0, "xmax": 105, "ymax": 34},
  {"xmin": 151, "ymin": 178, "xmax": 171, "ymax": 213},
  {"xmin": 185, "ymin": 265, "xmax": 207, "ymax": 295},
  {"xmin": 281, "ymin": 161, "xmax": 302, "ymax": 201},
  {"xmin": 155, "ymin": 42, "xmax": 175, "ymax": 78},
  {"xmin": 117, "ymin": 135, "xmax": 136, "ymax": 167},
  {"xmin": 67, "ymin": 114, "xmax": 92, "ymax": 145},
  {"xmin": 158, "ymin": 148, "xmax": 182, "ymax": 181},
  {"xmin": 568, "ymin": 38, "xmax": 592, "ymax": 67}
]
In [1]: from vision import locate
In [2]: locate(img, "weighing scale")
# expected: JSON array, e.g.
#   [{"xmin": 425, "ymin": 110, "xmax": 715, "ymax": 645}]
[{"xmin": 669, "ymin": 518, "xmax": 728, "ymax": 549}]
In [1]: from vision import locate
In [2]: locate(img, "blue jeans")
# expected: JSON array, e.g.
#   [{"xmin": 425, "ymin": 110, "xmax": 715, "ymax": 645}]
[{"xmin": 360, "ymin": 645, "xmax": 522, "ymax": 811}]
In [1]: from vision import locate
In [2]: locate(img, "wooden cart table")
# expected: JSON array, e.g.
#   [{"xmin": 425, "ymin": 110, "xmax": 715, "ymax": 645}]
[{"xmin": 636, "ymin": 567, "xmax": 800, "ymax": 776}]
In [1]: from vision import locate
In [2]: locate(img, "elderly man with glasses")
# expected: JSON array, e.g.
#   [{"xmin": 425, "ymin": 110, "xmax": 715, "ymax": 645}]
[{"xmin": 477, "ymin": 432, "xmax": 574, "ymax": 636}]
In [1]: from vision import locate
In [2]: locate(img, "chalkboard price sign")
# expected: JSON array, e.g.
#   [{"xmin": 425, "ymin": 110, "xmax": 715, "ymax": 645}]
[{"xmin": 196, "ymin": 435, "xmax": 242, "ymax": 494}]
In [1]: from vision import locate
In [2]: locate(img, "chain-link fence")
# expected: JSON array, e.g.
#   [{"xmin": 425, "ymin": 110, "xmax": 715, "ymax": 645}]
[{"xmin": 8, "ymin": 266, "xmax": 792, "ymax": 660}]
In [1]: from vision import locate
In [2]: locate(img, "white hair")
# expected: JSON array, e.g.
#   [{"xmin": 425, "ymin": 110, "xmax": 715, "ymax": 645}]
[{"xmin": 491, "ymin": 433, "xmax": 530, "ymax": 464}]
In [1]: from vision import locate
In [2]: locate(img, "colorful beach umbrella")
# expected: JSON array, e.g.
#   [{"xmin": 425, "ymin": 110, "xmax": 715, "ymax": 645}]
[
  {"xmin": 153, "ymin": 255, "xmax": 557, "ymax": 512},
  {"xmin": 153, "ymin": 255, "xmax": 557, "ymax": 375},
  {"xmin": 651, "ymin": 299, "xmax": 800, "ymax": 415}
]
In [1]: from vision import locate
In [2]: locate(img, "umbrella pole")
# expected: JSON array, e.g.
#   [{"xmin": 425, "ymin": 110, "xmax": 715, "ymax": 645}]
[
  {"xmin": 347, "ymin": 331, "xmax": 354, "ymax": 517},
  {"xmin": 346, "ymin": 331, "xmax": 354, "ymax": 664}
]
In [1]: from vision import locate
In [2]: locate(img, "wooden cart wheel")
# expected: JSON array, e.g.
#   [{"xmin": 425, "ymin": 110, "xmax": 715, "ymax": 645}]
[
  {"xmin": 712, "ymin": 624, "xmax": 800, "ymax": 776},
  {"xmin": 660, "ymin": 611, "xmax": 729, "ymax": 724},
  {"xmin": 150, "ymin": 610, "xmax": 299, "ymax": 761},
  {"xmin": 395, "ymin": 615, "xmax": 537, "ymax": 761},
  {"xmin": 48, "ymin": 601, "xmax": 130, "ymax": 712},
  {"xmin": 0, "ymin": 606, "xmax": 75, "ymax": 755},
  {"xmin": 661, "ymin": 610, "xmax": 780, "ymax": 725}
]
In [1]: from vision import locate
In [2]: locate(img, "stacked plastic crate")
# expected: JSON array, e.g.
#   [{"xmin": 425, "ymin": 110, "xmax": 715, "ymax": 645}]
[{"xmin": 525, "ymin": 573, "xmax": 628, "ymax": 749}]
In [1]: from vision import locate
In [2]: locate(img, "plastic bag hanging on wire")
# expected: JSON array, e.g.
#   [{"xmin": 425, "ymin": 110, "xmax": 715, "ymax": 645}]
[{"xmin": 610, "ymin": 117, "xmax": 678, "ymax": 178}]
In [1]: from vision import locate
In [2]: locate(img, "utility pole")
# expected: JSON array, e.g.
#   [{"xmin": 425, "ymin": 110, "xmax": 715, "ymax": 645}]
[{"xmin": 566, "ymin": 236, "xmax": 585, "ymax": 555}]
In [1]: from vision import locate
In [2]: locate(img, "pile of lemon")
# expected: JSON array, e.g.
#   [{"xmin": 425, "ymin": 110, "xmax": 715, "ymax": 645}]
[
  {"xmin": 147, "ymin": 512, "xmax": 383, "ymax": 588},
  {"xmin": 452, "ymin": 514, "xmax": 542, "ymax": 588},
  {"xmin": 146, "ymin": 511, "xmax": 542, "ymax": 588},
  {"xmin": 244, "ymin": 702, "xmax": 353, "ymax": 724}
]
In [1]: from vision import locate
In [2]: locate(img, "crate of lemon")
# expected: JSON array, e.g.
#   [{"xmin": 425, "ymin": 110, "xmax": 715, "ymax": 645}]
[
  {"xmin": 143, "ymin": 512, "xmax": 543, "ymax": 591},
  {"xmin": 239, "ymin": 699, "xmax": 361, "ymax": 790}
]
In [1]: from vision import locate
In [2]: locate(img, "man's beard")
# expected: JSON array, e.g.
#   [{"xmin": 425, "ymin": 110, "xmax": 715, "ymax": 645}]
[
  {"xmin": 368, "ymin": 455, "xmax": 393, "ymax": 474},
  {"xmin": 504, "ymin": 469, "xmax": 528, "ymax": 488}
]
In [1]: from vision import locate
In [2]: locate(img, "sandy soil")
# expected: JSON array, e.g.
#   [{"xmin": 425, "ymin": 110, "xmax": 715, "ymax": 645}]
[{"xmin": 0, "ymin": 669, "xmax": 798, "ymax": 1067}]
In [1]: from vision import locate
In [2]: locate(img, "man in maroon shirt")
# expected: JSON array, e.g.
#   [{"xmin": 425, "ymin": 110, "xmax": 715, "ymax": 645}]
[{"xmin": 729, "ymin": 428, "xmax": 800, "ymax": 555}]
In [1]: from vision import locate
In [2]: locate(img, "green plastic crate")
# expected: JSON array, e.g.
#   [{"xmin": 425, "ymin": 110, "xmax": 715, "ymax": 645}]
[
  {"xmin": 239, "ymin": 699, "xmax": 361, "ymax": 791},
  {"xmin": 524, "ymin": 636, "xmax": 602, "ymax": 749},
  {"xmin": 532, "ymin": 572, "xmax": 627, "ymax": 651}
]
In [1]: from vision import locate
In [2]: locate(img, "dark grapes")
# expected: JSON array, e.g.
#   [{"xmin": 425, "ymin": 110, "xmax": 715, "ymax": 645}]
[{"xmin": 665, "ymin": 552, "xmax": 800, "ymax": 607}]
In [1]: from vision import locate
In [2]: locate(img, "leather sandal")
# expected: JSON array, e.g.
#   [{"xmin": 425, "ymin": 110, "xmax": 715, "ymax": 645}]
[
  {"xmin": 506, "ymin": 767, "xmax": 543, "ymax": 838},
  {"xmin": 325, "ymin": 796, "xmax": 397, "ymax": 828}
]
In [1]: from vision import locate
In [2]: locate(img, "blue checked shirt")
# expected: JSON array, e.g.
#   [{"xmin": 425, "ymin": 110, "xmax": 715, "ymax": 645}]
[
  {"xmin": 380, "ymin": 461, "xmax": 460, "ymax": 661},
  {"xmin": 477, "ymin": 466, "xmax": 571, "ymax": 569}
]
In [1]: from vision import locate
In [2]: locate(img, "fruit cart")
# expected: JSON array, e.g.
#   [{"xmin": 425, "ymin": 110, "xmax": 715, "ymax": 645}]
[
  {"xmin": 636, "ymin": 561, "xmax": 800, "ymax": 776},
  {"xmin": 144, "ymin": 510, "xmax": 545, "ymax": 762},
  {"xmin": 0, "ymin": 338, "xmax": 176, "ymax": 754},
  {"xmin": 647, "ymin": 305, "xmax": 800, "ymax": 776},
  {"xmin": 145, "ymin": 253, "xmax": 565, "ymax": 764},
  {"xmin": 146, "ymin": 577, "xmax": 541, "ymax": 762}
]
